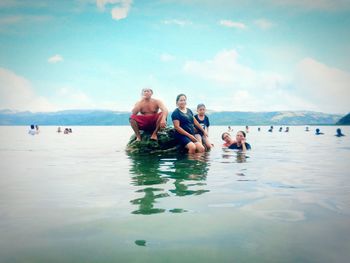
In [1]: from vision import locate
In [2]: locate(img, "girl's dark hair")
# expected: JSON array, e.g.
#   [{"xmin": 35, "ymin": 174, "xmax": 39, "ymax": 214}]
[
  {"xmin": 197, "ymin": 103, "xmax": 205, "ymax": 109},
  {"xmin": 176, "ymin": 93, "xmax": 186, "ymax": 103},
  {"xmin": 238, "ymin": 130, "xmax": 246, "ymax": 137},
  {"xmin": 221, "ymin": 132, "xmax": 230, "ymax": 140}
]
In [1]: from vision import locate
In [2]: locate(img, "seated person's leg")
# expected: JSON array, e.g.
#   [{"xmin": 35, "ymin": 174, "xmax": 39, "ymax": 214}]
[
  {"xmin": 186, "ymin": 142, "xmax": 196, "ymax": 154},
  {"xmin": 129, "ymin": 117, "xmax": 142, "ymax": 141}
]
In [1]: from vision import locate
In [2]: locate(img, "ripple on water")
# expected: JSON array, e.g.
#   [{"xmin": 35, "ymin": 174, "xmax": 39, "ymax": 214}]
[{"xmin": 255, "ymin": 209, "xmax": 305, "ymax": 222}]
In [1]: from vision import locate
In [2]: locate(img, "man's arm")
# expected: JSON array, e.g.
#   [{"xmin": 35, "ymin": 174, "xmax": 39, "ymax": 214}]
[
  {"xmin": 131, "ymin": 102, "xmax": 141, "ymax": 115},
  {"xmin": 157, "ymin": 100, "xmax": 168, "ymax": 128}
]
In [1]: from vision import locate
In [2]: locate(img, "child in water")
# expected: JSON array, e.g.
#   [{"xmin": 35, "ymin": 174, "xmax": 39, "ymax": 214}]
[{"xmin": 194, "ymin": 103, "xmax": 213, "ymax": 150}]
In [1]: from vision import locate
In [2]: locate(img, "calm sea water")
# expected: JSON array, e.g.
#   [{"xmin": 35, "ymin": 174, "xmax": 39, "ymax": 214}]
[{"xmin": 0, "ymin": 126, "xmax": 349, "ymax": 263}]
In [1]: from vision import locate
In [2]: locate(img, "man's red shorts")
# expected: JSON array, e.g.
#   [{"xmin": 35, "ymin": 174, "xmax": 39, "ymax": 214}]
[{"xmin": 130, "ymin": 112, "xmax": 162, "ymax": 131}]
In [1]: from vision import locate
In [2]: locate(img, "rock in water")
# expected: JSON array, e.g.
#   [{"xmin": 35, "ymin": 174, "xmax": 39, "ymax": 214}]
[{"xmin": 126, "ymin": 127, "xmax": 179, "ymax": 154}]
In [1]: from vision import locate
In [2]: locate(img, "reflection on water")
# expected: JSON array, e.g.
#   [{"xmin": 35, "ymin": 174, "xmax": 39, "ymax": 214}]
[
  {"xmin": 221, "ymin": 148, "xmax": 249, "ymax": 163},
  {"xmin": 128, "ymin": 153, "xmax": 210, "ymax": 215}
]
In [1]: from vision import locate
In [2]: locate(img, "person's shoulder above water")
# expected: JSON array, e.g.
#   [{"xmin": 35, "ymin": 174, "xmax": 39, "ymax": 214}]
[
  {"xmin": 335, "ymin": 128, "xmax": 345, "ymax": 137},
  {"xmin": 228, "ymin": 142, "xmax": 251, "ymax": 150}
]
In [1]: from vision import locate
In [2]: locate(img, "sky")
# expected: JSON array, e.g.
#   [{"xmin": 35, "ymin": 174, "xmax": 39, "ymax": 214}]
[{"xmin": 0, "ymin": 0, "xmax": 350, "ymax": 114}]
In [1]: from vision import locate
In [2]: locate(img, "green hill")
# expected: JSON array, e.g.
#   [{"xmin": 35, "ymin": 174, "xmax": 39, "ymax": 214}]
[{"xmin": 336, "ymin": 113, "xmax": 350, "ymax": 125}]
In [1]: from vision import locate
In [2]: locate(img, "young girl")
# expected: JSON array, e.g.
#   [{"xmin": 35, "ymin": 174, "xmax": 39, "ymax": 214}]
[
  {"xmin": 171, "ymin": 94, "xmax": 206, "ymax": 154},
  {"xmin": 194, "ymin": 103, "xmax": 213, "ymax": 150},
  {"xmin": 222, "ymin": 131, "xmax": 251, "ymax": 152}
]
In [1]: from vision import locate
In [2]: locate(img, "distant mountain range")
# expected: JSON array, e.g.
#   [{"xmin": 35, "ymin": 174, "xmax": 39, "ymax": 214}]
[
  {"xmin": 336, "ymin": 112, "xmax": 350, "ymax": 125},
  {"xmin": 0, "ymin": 109, "xmax": 343, "ymax": 126}
]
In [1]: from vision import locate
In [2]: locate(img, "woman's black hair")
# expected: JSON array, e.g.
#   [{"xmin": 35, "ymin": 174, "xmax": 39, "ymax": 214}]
[
  {"xmin": 176, "ymin": 93, "xmax": 186, "ymax": 103},
  {"xmin": 221, "ymin": 132, "xmax": 230, "ymax": 140},
  {"xmin": 238, "ymin": 130, "xmax": 246, "ymax": 137}
]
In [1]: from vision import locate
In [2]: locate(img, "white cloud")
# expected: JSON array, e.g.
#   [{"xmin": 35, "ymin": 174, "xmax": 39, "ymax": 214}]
[
  {"xmin": 254, "ymin": 19, "xmax": 274, "ymax": 30},
  {"xmin": 219, "ymin": 20, "xmax": 247, "ymax": 29},
  {"xmin": 182, "ymin": 49, "xmax": 347, "ymax": 113},
  {"xmin": 160, "ymin": 53, "xmax": 175, "ymax": 62},
  {"xmin": 184, "ymin": 50, "xmax": 257, "ymax": 86},
  {"xmin": 96, "ymin": 0, "xmax": 132, "ymax": 20},
  {"xmin": 162, "ymin": 19, "xmax": 192, "ymax": 26},
  {"xmin": 293, "ymin": 58, "xmax": 350, "ymax": 113},
  {"xmin": 48, "ymin": 54, "xmax": 64, "ymax": 64},
  {"xmin": 54, "ymin": 86, "xmax": 110, "ymax": 110},
  {"xmin": 0, "ymin": 68, "xmax": 56, "ymax": 112}
]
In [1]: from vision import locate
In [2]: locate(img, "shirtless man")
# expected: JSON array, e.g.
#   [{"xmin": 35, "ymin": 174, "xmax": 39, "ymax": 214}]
[{"xmin": 129, "ymin": 88, "xmax": 168, "ymax": 141}]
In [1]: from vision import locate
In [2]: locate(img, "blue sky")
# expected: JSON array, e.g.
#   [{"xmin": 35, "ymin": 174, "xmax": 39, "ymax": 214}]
[{"xmin": 0, "ymin": 0, "xmax": 350, "ymax": 114}]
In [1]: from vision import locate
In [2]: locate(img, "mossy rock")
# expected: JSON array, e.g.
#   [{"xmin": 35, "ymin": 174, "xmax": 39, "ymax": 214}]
[{"xmin": 126, "ymin": 127, "xmax": 180, "ymax": 154}]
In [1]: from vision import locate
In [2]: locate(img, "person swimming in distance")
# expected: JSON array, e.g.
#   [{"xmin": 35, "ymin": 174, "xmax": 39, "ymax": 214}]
[
  {"xmin": 222, "ymin": 131, "xmax": 251, "ymax": 151},
  {"xmin": 28, "ymin": 124, "xmax": 36, "ymax": 135},
  {"xmin": 335, "ymin": 128, "xmax": 345, "ymax": 137},
  {"xmin": 279, "ymin": 127, "xmax": 283, "ymax": 132},
  {"xmin": 305, "ymin": 126, "xmax": 310, "ymax": 132},
  {"xmin": 285, "ymin": 127, "xmax": 289, "ymax": 132},
  {"xmin": 315, "ymin": 128, "xmax": 324, "ymax": 135}
]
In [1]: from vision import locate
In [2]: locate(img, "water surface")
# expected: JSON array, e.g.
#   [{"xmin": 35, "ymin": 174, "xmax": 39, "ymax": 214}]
[{"xmin": 0, "ymin": 126, "xmax": 349, "ymax": 262}]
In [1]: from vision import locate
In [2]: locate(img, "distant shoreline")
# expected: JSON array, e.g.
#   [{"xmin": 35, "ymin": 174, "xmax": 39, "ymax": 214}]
[{"xmin": 0, "ymin": 110, "xmax": 343, "ymax": 126}]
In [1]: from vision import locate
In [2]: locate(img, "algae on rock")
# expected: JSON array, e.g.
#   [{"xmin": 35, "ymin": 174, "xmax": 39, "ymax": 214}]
[{"xmin": 126, "ymin": 127, "xmax": 179, "ymax": 154}]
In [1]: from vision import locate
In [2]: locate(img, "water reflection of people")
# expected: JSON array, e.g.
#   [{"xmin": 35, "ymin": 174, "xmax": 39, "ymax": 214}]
[
  {"xmin": 169, "ymin": 155, "xmax": 209, "ymax": 197},
  {"xmin": 128, "ymin": 154, "xmax": 169, "ymax": 215},
  {"xmin": 222, "ymin": 148, "xmax": 248, "ymax": 163},
  {"xmin": 128, "ymin": 153, "xmax": 210, "ymax": 214}
]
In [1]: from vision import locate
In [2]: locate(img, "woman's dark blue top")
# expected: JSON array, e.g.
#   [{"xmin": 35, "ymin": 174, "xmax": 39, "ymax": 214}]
[
  {"xmin": 171, "ymin": 108, "xmax": 195, "ymax": 135},
  {"xmin": 228, "ymin": 142, "xmax": 251, "ymax": 150}
]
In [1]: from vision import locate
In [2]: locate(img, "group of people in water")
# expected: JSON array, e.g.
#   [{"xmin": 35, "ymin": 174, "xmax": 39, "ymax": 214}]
[
  {"xmin": 129, "ymin": 88, "xmax": 251, "ymax": 153},
  {"xmin": 27, "ymin": 88, "xmax": 346, "ymax": 151},
  {"xmin": 57, "ymin": 127, "xmax": 73, "ymax": 134},
  {"xmin": 129, "ymin": 88, "xmax": 347, "ymax": 153}
]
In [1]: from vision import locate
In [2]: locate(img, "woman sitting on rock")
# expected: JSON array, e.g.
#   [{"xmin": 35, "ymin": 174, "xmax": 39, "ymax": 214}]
[{"xmin": 171, "ymin": 94, "xmax": 206, "ymax": 154}]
